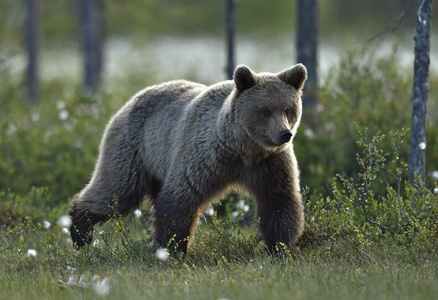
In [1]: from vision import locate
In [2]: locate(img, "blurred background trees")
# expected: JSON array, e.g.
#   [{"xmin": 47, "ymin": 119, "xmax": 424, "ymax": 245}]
[
  {"xmin": 25, "ymin": 0, "xmax": 40, "ymax": 103},
  {"xmin": 78, "ymin": 0, "xmax": 105, "ymax": 94},
  {"xmin": 297, "ymin": 0, "xmax": 318, "ymax": 124}
]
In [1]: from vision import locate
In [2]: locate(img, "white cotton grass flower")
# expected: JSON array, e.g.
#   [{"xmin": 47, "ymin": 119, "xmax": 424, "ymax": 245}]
[
  {"xmin": 231, "ymin": 211, "xmax": 239, "ymax": 218},
  {"xmin": 93, "ymin": 239, "xmax": 100, "ymax": 247},
  {"xmin": 93, "ymin": 278, "xmax": 110, "ymax": 297},
  {"xmin": 236, "ymin": 199, "xmax": 246, "ymax": 210},
  {"xmin": 325, "ymin": 122, "xmax": 336, "ymax": 131},
  {"xmin": 418, "ymin": 142, "xmax": 426, "ymax": 150},
  {"xmin": 58, "ymin": 109, "xmax": 69, "ymax": 121},
  {"xmin": 67, "ymin": 266, "xmax": 77, "ymax": 273},
  {"xmin": 6, "ymin": 123, "xmax": 17, "ymax": 136},
  {"xmin": 58, "ymin": 215, "xmax": 72, "ymax": 228},
  {"xmin": 42, "ymin": 220, "xmax": 51, "ymax": 229},
  {"xmin": 68, "ymin": 275, "xmax": 77, "ymax": 285},
  {"xmin": 62, "ymin": 227, "xmax": 70, "ymax": 235},
  {"xmin": 434, "ymin": 187, "xmax": 438, "ymax": 194},
  {"xmin": 432, "ymin": 170, "xmax": 438, "ymax": 181},
  {"xmin": 236, "ymin": 200, "xmax": 249, "ymax": 212},
  {"xmin": 78, "ymin": 274, "xmax": 87, "ymax": 287},
  {"xmin": 31, "ymin": 112, "xmax": 40, "ymax": 122},
  {"xmin": 304, "ymin": 128, "xmax": 314, "ymax": 139},
  {"xmin": 27, "ymin": 249, "xmax": 37, "ymax": 257},
  {"xmin": 204, "ymin": 207, "xmax": 215, "ymax": 216},
  {"xmin": 155, "ymin": 247, "xmax": 170, "ymax": 261},
  {"xmin": 134, "ymin": 209, "xmax": 142, "ymax": 218},
  {"xmin": 56, "ymin": 100, "xmax": 66, "ymax": 110}
]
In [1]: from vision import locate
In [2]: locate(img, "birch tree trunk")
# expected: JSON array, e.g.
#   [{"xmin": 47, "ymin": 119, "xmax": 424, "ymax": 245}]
[
  {"xmin": 297, "ymin": 0, "xmax": 318, "ymax": 123},
  {"xmin": 409, "ymin": 0, "xmax": 432, "ymax": 185},
  {"xmin": 79, "ymin": 0, "xmax": 104, "ymax": 94},
  {"xmin": 225, "ymin": 0, "xmax": 236, "ymax": 80},
  {"xmin": 25, "ymin": 0, "xmax": 39, "ymax": 103}
]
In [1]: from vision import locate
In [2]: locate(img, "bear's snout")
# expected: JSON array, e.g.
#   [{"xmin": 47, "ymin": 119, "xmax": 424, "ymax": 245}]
[{"xmin": 279, "ymin": 130, "xmax": 293, "ymax": 144}]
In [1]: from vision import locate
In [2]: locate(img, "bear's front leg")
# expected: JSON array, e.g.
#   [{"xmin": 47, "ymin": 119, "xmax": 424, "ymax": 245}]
[
  {"xmin": 247, "ymin": 154, "xmax": 304, "ymax": 253},
  {"xmin": 153, "ymin": 188, "xmax": 202, "ymax": 254}
]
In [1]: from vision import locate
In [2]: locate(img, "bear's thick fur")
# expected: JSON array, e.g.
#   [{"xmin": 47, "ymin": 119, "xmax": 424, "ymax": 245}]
[{"xmin": 70, "ymin": 64, "xmax": 307, "ymax": 253}]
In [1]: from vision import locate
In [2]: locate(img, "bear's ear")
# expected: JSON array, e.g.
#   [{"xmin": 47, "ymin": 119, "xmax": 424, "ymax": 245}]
[
  {"xmin": 277, "ymin": 63, "xmax": 308, "ymax": 91},
  {"xmin": 233, "ymin": 65, "xmax": 259, "ymax": 92}
]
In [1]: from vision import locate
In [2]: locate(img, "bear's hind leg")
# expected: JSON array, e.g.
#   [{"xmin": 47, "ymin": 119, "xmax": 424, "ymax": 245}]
[{"xmin": 70, "ymin": 171, "xmax": 161, "ymax": 249}]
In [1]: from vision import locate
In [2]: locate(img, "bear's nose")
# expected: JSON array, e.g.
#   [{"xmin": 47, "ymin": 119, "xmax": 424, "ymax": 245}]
[{"xmin": 279, "ymin": 130, "xmax": 292, "ymax": 143}]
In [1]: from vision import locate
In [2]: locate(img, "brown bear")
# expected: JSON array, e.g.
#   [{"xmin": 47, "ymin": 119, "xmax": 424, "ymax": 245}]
[{"xmin": 70, "ymin": 64, "xmax": 307, "ymax": 254}]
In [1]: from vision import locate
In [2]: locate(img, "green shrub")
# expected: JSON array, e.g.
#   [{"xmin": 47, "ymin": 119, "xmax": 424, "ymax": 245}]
[
  {"xmin": 302, "ymin": 127, "xmax": 438, "ymax": 259},
  {"xmin": 296, "ymin": 48, "xmax": 438, "ymax": 197}
]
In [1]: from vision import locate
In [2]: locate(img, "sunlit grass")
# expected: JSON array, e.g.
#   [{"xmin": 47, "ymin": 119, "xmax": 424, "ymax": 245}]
[
  {"xmin": 1, "ymin": 233, "xmax": 437, "ymax": 299},
  {"xmin": 0, "ymin": 209, "xmax": 437, "ymax": 300}
]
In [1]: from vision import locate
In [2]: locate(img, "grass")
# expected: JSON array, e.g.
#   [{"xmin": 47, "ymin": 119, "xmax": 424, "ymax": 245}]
[{"xmin": 1, "ymin": 213, "xmax": 437, "ymax": 300}]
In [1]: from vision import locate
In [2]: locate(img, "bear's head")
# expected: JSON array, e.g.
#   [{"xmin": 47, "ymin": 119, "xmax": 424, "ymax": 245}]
[{"xmin": 232, "ymin": 64, "xmax": 307, "ymax": 151}]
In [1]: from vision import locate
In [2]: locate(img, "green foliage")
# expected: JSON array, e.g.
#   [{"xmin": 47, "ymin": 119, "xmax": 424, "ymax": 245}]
[
  {"xmin": 0, "ymin": 188, "xmax": 55, "ymax": 228},
  {"xmin": 302, "ymin": 127, "xmax": 438, "ymax": 259},
  {"xmin": 296, "ymin": 48, "xmax": 438, "ymax": 196},
  {"xmin": 0, "ymin": 80, "xmax": 112, "ymax": 206}
]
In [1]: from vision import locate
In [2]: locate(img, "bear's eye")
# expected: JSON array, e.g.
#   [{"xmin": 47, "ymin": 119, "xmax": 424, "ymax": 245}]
[
  {"xmin": 263, "ymin": 110, "xmax": 272, "ymax": 118},
  {"xmin": 285, "ymin": 108, "xmax": 290, "ymax": 115}
]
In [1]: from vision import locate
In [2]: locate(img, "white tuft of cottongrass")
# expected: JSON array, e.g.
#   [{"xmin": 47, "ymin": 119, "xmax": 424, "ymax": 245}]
[
  {"xmin": 304, "ymin": 128, "xmax": 314, "ymax": 139},
  {"xmin": 56, "ymin": 100, "xmax": 65, "ymax": 110},
  {"xmin": 58, "ymin": 109, "xmax": 69, "ymax": 121},
  {"xmin": 31, "ymin": 112, "xmax": 40, "ymax": 122},
  {"xmin": 418, "ymin": 142, "xmax": 426, "ymax": 150},
  {"xmin": 78, "ymin": 274, "xmax": 87, "ymax": 287},
  {"xmin": 204, "ymin": 207, "xmax": 215, "ymax": 216},
  {"xmin": 93, "ymin": 239, "xmax": 100, "ymax": 247},
  {"xmin": 67, "ymin": 266, "xmax": 77, "ymax": 273},
  {"xmin": 155, "ymin": 247, "xmax": 169, "ymax": 261},
  {"xmin": 432, "ymin": 170, "xmax": 438, "ymax": 181},
  {"xmin": 42, "ymin": 220, "xmax": 51, "ymax": 229},
  {"xmin": 68, "ymin": 275, "xmax": 77, "ymax": 285},
  {"xmin": 93, "ymin": 278, "xmax": 110, "ymax": 297},
  {"xmin": 134, "ymin": 209, "xmax": 142, "ymax": 218},
  {"xmin": 434, "ymin": 187, "xmax": 438, "ymax": 194},
  {"xmin": 236, "ymin": 200, "xmax": 246, "ymax": 210},
  {"xmin": 58, "ymin": 215, "xmax": 72, "ymax": 228},
  {"xmin": 62, "ymin": 227, "xmax": 70, "ymax": 235},
  {"xmin": 236, "ymin": 200, "xmax": 250, "ymax": 212},
  {"xmin": 27, "ymin": 249, "xmax": 37, "ymax": 257}
]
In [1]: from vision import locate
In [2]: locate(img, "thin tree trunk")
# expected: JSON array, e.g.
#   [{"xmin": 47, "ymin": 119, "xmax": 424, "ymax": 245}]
[
  {"xmin": 409, "ymin": 0, "xmax": 432, "ymax": 185},
  {"xmin": 297, "ymin": 0, "xmax": 318, "ymax": 123},
  {"xmin": 25, "ymin": 0, "xmax": 39, "ymax": 103},
  {"xmin": 225, "ymin": 0, "xmax": 236, "ymax": 80},
  {"xmin": 79, "ymin": 0, "xmax": 104, "ymax": 94}
]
